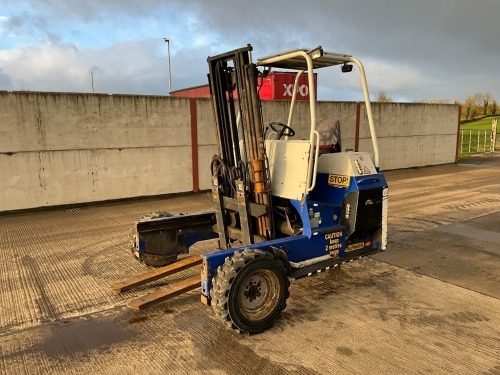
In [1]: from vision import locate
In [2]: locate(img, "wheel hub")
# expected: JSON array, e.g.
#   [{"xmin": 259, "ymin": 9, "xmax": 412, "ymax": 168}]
[
  {"xmin": 238, "ymin": 269, "xmax": 280, "ymax": 321},
  {"xmin": 244, "ymin": 280, "xmax": 262, "ymax": 303}
]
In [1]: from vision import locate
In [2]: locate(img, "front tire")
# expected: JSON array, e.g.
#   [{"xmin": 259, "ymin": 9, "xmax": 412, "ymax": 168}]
[{"xmin": 211, "ymin": 249, "xmax": 289, "ymax": 334}]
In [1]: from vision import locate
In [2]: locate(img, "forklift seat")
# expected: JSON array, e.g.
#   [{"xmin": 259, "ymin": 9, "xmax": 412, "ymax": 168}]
[{"xmin": 317, "ymin": 119, "xmax": 341, "ymax": 153}]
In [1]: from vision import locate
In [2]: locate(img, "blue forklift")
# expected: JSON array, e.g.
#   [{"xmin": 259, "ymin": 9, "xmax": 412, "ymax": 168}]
[{"xmin": 111, "ymin": 45, "xmax": 388, "ymax": 334}]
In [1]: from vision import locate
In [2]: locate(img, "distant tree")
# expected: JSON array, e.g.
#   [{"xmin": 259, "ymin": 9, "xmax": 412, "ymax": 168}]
[
  {"xmin": 376, "ymin": 91, "xmax": 392, "ymax": 102},
  {"xmin": 465, "ymin": 106, "xmax": 471, "ymax": 120},
  {"xmin": 470, "ymin": 107, "xmax": 478, "ymax": 119},
  {"xmin": 491, "ymin": 100, "xmax": 497, "ymax": 115},
  {"xmin": 483, "ymin": 99, "xmax": 489, "ymax": 115},
  {"xmin": 463, "ymin": 96, "xmax": 475, "ymax": 119},
  {"xmin": 461, "ymin": 92, "xmax": 497, "ymax": 120}
]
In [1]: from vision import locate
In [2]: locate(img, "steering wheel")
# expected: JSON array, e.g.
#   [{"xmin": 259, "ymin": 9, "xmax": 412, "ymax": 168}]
[{"xmin": 269, "ymin": 122, "xmax": 296, "ymax": 139}]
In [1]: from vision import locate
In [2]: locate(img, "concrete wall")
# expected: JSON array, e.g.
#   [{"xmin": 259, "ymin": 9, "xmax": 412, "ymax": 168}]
[
  {"xmin": 359, "ymin": 103, "xmax": 460, "ymax": 170},
  {"xmin": 196, "ymin": 98, "xmax": 217, "ymax": 191},
  {"xmin": 0, "ymin": 92, "xmax": 193, "ymax": 211},
  {"xmin": 0, "ymin": 91, "xmax": 459, "ymax": 212}
]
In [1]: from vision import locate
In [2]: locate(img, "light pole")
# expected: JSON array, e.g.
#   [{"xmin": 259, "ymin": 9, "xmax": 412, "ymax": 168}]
[{"xmin": 163, "ymin": 38, "xmax": 172, "ymax": 93}]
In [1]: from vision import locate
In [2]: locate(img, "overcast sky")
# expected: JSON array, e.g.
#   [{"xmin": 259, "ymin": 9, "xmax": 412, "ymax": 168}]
[{"xmin": 1, "ymin": 0, "xmax": 499, "ymax": 102}]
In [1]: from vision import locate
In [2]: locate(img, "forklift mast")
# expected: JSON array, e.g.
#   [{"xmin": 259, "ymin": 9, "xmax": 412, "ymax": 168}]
[{"xmin": 207, "ymin": 45, "xmax": 274, "ymax": 248}]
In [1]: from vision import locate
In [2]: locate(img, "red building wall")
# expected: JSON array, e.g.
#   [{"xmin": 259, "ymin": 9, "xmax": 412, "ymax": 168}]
[{"xmin": 170, "ymin": 72, "xmax": 317, "ymax": 101}]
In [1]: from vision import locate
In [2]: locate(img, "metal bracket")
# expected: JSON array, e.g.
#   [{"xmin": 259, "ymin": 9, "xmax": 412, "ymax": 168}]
[{"xmin": 212, "ymin": 175, "xmax": 229, "ymax": 248}]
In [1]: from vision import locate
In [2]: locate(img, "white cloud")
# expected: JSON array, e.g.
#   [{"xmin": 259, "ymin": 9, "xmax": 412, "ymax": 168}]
[
  {"xmin": 1, "ymin": 1, "xmax": 500, "ymax": 101},
  {"xmin": 362, "ymin": 59, "xmax": 433, "ymax": 100},
  {"xmin": 314, "ymin": 57, "xmax": 431, "ymax": 102},
  {"xmin": 0, "ymin": 41, "xmax": 171, "ymax": 94}
]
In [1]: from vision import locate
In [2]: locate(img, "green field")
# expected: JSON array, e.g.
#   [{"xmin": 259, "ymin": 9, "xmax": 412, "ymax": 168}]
[{"xmin": 460, "ymin": 116, "xmax": 499, "ymax": 131}]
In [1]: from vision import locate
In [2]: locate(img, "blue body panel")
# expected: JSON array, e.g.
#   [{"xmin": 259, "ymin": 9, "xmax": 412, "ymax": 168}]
[
  {"xmin": 200, "ymin": 171, "xmax": 388, "ymax": 298},
  {"xmin": 200, "ymin": 228, "xmax": 346, "ymax": 296},
  {"xmin": 310, "ymin": 172, "xmax": 387, "ymax": 205}
]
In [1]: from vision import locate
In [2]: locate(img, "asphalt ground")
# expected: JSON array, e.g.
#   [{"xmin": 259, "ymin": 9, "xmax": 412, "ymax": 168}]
[{"xmin": 1, "ymin": 155, "xmax": 499, "ymax": 374}]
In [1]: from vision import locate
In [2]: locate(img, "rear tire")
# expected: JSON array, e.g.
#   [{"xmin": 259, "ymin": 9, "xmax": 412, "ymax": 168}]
[
  {"xmin": 130, "ymin": 212, "xmax": 178, "ymax": 267},
  {"xmin": 211, "ymin": 249, "xmax": 289, "ymax": 334}
]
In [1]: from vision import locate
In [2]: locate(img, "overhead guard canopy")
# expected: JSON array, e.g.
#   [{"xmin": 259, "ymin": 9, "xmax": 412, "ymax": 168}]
[
  {"xmin": 256, "ymin": 45, "xmax": 380, "ymax": 170},
  {"xmin": 257, "ymin": 47, "xmax": 352, "ymax": 70}
]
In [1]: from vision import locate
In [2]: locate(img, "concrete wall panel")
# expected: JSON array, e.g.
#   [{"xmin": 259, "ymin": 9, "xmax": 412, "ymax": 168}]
[
  {"xmin": 196, "ymin": 98, "xmax": 216, "ymax": 146},
  {"xmin": 359, "ymin": 134, "xmax": 458, "ymax": 170},
  {"xmin": 0, "ymin": 91, "xmax": 460, "ymax": 212},
  {"xmin": 1, "ymin": 152, "xmax": 43, "ymax": 210},
  {"xmin": 1, "ymin": 147, "xmax": 192, "ymax": 211},
  {"xmin": 0, "ymin": 92, "xmax": 192, "ymax": 153},
  {"xmin": 195, "ymin": 98, "xmax": 217, "ymax": 191},
  {"xmin": 362, "ymin": 103, "xmax": 458, "ymax": 138},
  {"xmin": 198, "ymin": 145, "xmax": 217, "ymax": 190},
  {"xmin": 358, "ymin": 102, "xmax": 459, "ymax": 169}
]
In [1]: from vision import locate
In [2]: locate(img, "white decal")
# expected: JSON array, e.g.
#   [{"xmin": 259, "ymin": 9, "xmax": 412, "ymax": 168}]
[
  {"xmin": 283, "ymin": 84, "xmax": 293, "ymax": 97},
  {"xmin": 283, "ymin": 83, "xmax": 309, "ymax": 97}
]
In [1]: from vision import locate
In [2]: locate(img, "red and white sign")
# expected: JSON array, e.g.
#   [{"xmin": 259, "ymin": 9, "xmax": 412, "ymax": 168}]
[
  {"xmin": 259, "ymin": 71, "xmax": 317, "ymax": 101},
  {"xmin": 170, "ymin": 71, "xmax": 318, "ymax": 101}
]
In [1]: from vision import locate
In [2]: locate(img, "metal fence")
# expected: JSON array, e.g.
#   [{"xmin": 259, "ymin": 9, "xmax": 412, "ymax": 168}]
[{"xmin": 458, "ymin": 129, "xmax": 498, "ymax": 155}]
